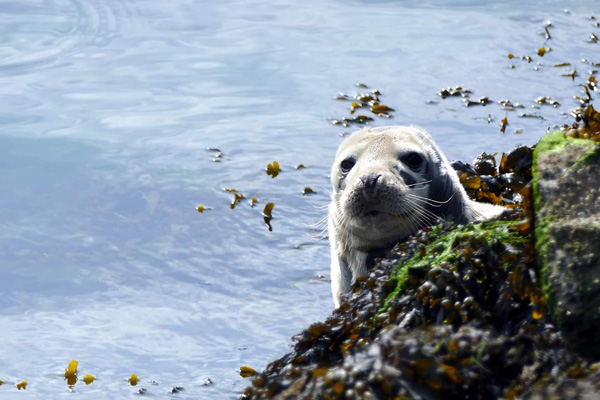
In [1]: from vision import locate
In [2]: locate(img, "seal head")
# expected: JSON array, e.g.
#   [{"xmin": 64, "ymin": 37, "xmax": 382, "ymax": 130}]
[{"xmin": 328, "ymin": 126, "xmax": 503, "ymax": 307}]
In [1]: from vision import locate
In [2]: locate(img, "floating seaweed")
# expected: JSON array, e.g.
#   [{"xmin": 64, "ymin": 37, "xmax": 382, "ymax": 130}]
[
  {"xmin": 240, "ymin": 366, "xmax": 258, "ymax": 378},
  {"xmin": 519, "ymin": 113, "xmax": 545, "ymax": 120},
  {"xmin": 535, "ymin": 96, "xmax": 560, "ymax": 107},
  {"xmin": 266, "ymin": 161, "xmax": 281, "ymax": 178},
  {"xmin": 230, "ymin": 193, "xmax": 245, "ymax": 209},
  {"xmin": 129, "ymin": 374, "xmax": 138, "ymax": 386},
  {"xmin": 349, "ymin": 101, "xmax": 362, "ymax": 114},
  {"xmin": 588, "ymin": 75, "xmax": 598, "ymax": 91},
  {"xmin": 500, "ymin": 116, "xmax": 508, "ymax": 133},
  {"xmin": 581, "ymin": 58, "xmax": 600, "ymax": 66},
  {"xmin": 206, "ymin": 147, "xmax": 224, "ymax": 162},
  {"xmin": 331, "ymin": 85, "xmax": 397, "ymax": 126},
  {"xmin": 463, "ymin": 96, "xmax": 491, "ymax": 107},
  {"xmin": 64, "ymin": 360, "xmax": 78, "ymax": 387},
  {"xmin": 498, "ymin": 99, "xmax": 524, "ymax": 111},
  {"xmin": 354, "ymin": 93, "xmax": 379, "ymax": 103},
  {"xmin": 331, "ymin": 115, "xmax": 374, "ymax": 127},
  {"xmin": 561, "ymin": 69, "xmax": 578, "ymax": 80},
  {"xmin": 262, "ymin": 203, "xmax": 275, "ymax": 232},
  {"xmin": 438, "ymin": 86, "xmax": 471, "ymax": 99},
  {"xmin": 302, "ymin": 187, "xmax": 315, "ymax": 195},
  {"xmin": 334, "ymin": 93, "xmax": 351, "ymax": 101},
  {"xmin": 537, "ymin": 47, "xmax": 547, "ymax": 56},
  {"xmin": 371, "ymin": 104, "xmax": 395, "ymax": 113}
]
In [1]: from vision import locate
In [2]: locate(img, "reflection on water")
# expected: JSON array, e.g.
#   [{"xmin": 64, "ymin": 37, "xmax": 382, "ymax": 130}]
[{"xmin": 0, "ymin": 0, "xmax": 598, "ymax": 397}]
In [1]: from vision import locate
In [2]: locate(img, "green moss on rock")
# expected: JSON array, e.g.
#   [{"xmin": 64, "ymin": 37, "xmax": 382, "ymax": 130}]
[{"xmin": 384, "ymin": 220, "xmax": 527, "ymax": 311}]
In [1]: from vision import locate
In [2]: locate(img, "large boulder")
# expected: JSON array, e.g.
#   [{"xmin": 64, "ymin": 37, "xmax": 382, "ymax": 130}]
[{"xmin": 533, "ymin": 130, "xmax": 600, "ymax": 359}]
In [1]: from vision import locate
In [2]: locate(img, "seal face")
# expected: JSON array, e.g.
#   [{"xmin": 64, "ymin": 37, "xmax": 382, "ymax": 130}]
[{"xmin": 328, "ymin": 126, "xmax": 504, "ymax": 307}]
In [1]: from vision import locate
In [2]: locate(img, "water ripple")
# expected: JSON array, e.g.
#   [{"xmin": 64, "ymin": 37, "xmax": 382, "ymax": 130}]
[{"xmin": 0, "ymin": 0, "xmax": 139, "ymax": 74}]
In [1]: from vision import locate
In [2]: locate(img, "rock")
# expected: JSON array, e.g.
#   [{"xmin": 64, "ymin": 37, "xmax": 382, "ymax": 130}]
[
  {"xmin": 523, "ymin": 368, "xmax": 600, "ymax": 400},
  {"xmin": 242, "ymin": 218, "xmax": 584, "ymax": 400},
  {"xmin": 533, "ymin": 130, "xmax": 600, "ymax": 359}
]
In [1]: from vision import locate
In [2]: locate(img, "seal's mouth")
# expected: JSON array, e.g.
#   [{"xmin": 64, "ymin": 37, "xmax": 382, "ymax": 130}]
[
  {"xmin": 357, "ymin": 204, "xmax": 385, "ymax": 218},
  {"xmin": 364, "ymin": 210, "xmax": 382, "ymax": 217},
  {"xmin": 357, "ymin": 206, "xmax": 411, "ymax": 219}
]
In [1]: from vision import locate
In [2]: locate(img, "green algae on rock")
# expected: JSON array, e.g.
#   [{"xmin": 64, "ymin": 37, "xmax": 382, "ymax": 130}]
[{"xmin": 382, "ymin": 220, "xmax": 530, "ymax": 313}]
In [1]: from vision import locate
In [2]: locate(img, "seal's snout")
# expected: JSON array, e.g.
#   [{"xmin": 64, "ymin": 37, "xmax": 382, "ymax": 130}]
[{"xmin": 360, "ymin": 173, "xmax": 382, "ymax": 196}]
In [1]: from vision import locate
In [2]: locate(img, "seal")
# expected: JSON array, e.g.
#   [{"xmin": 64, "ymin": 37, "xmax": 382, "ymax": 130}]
[{"xmin": 328, "ymin": 126, "xmax": 504, "ymax": 307}]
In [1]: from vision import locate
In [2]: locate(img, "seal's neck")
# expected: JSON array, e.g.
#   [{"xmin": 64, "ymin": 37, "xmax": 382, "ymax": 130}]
[
  {"xmin": 365, "ymin": 246, "xmax": 391, "ymax": 270},
  {"xmin": 341, "ymin": 245, "xmax": 392, "ymax": 287}
]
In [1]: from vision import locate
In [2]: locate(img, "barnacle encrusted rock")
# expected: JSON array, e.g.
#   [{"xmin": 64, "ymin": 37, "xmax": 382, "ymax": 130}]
[{"xmin": 533, "ymin": 130, "xmax": 600, "ymax": 359}]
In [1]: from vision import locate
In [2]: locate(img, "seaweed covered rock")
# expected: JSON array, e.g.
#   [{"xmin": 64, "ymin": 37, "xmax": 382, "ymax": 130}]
[
  {"xmin": 242, "ymin": 215, "xmax": 588, "ymax": 399},
  {"xmin": 533, "ymin": 129, "xmax": 600, "ymax": 360},
  {"xmin": 450, "ymin": 145, "xmax": 532, "ymax": 208}
]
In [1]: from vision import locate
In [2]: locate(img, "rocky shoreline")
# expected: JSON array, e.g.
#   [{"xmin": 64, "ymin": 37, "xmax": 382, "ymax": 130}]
[{"xmin": 242, "ymin": 106, "xmax": 600, "ymax": 400}]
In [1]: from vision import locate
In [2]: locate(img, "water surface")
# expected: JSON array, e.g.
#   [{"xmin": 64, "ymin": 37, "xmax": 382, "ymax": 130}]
[{"xmin": 0, "ymin": 0, "xmax": 598, "ymax": 398}]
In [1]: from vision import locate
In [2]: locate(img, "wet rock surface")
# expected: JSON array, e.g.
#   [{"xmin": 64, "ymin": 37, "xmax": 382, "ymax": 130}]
[{"xmin": 533, "ymin": 130, "xmax": 600, "ymax": 360}]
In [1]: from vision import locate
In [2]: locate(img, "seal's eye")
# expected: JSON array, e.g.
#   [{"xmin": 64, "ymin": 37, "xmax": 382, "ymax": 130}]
[
  {"xmin": 401, "ymin": 152, "xmax": 424, "ymax": 170},
  {"xmin": 340, "ymin": 158, "xmax": 356, "ymax": 173}
]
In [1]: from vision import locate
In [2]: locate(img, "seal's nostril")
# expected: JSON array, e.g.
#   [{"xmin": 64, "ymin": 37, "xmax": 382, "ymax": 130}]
[{"xmin": 361, "ymin": 173, "xmax": 382, "ymax": 194}]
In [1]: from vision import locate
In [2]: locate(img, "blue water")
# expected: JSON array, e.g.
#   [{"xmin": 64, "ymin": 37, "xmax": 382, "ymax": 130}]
[{"xmin": 0, "ymin": 0, "xmax": 598, "ymax": 398}]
